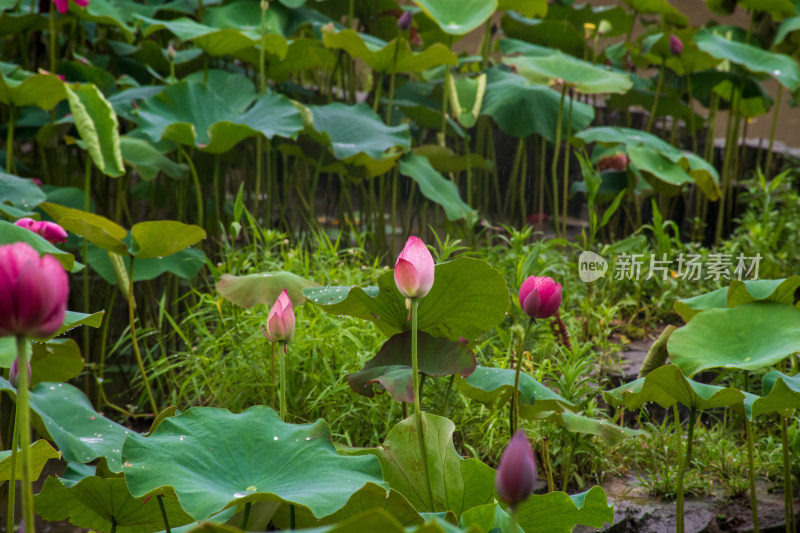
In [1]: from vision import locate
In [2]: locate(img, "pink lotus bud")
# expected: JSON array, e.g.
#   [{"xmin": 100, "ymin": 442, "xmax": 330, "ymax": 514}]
[
  {"xmin": 52, "ymin": 0, "xmax": 88, "ymax": 14},
  {"xmin": 397, "ymin": 10, "xmax": 412, "ymax": 31},
  {"xmin": 0, "ymin": 242, "xmax": 69, "ymax": 338},
  {"xmin": 9, "ymin": 357, "xmax": 32, "ymax": 388},
  {"xmin": 261, "ymin": 289, "xmax": 295, "ymax": 343},
  {"xmin": 14, "ymin": 218, "xmax": 68, "ymax": 244},
  {"xmin": 598, "ymin": 152, "xmax": 628, "ymax": 172},
  {"xmin": 495, "ymin": 430, "xmax": 537, "ymax": 508},
  {"xmin": 669, "ymin": 34, "xmax": 683, "ymax": 56},
  {"xmin": 394, "ymin": 236, "xmax": 434, "ymax": 299},
  {"xmin": 518, "ymin": 276, "xmax": 562, "ymax": 319}
]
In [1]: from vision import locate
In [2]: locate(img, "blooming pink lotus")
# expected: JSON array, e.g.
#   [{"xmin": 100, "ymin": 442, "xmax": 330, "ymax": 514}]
[
  {"xmin": 53, "ymin": 0, "xmax": 89, "ymax": 14},
  {"xmin": 518, "ymin": 275, "xmax": 562, "ymax": 319},
  {"xmin": 0, "ymin": 242, "xmax": 69, "ymax": 338},
  {"xmin": 261, "ymin": 289, "xmax": 295, "ymax": 343},
  {"xmin": 394, "ymin": 236, "xmax": 434, "ymax": 299},
  {"xmin": 495, "ymin": 430, "xmax": 538, "ymax": 507},
  {"xmin": 14, "ymin": 218, "xmax": 68, "ymax": 244}
]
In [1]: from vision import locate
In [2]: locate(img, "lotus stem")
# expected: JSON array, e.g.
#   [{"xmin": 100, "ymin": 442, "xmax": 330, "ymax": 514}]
[
  {"xmin": 157, "ymin": 495, "xmax": 171, "ymax": 533},
  {"xmin": 715, "ymin": 87, "xmax": 740, "ymax": 244},
  {"xmin": 764, "ymin": 85, "xmax": 783, "ymax": 176},
  {"xmin": 561, "ymin": 88, "xmax": 574, "ymax": 237},
  {"xmin": 508, "ymin": 504, "xmax": 519, "ymax": 533},
  {"xmin": 241, "ymin": 502, "xmax": 251, "ymax": 530},
  {"xmin": 562, "ymin": 434, "xmax": 577, "ymax": 493},
  {"xmin": 49, "ymin": 7, "xmax": 56, "ymax": 74},
  {"xmin": 781, "ymin": 415, "xmax": 796, "ymax": 533},
  {"xmin": 674, "ymin": 404, "xmax": 685, "ymax": 533},
  {"xmin": 746, "ymin": 418, "xmax": 759, "ymax": 533},
  {"xmin": 127, "ymin": 262, "xmax": 159, "ymax": 414},
  {"xmin": 542, "ymin": 435, "xmax": 555, "ymax": 492},
  {"xmin": 6, "ymin": 400, "xmax": 20, "ymax": 532},
  {"xmin": 5, "ymin": 106, "xmax": 15, "ymax": 174},
  {"xmin": 511, "ymin": 319, "xmax": 535, "ymax": 437},
  {"xmin": 551, "ymin": 85, "xmax": 567, "ymax": 237},
  {"xmin": 411, "ymin": 299, "xmax": 434, "ymax": 510},
  {"xmin": 646, "ymin": 62, "xmax": 665, "ymax": 134},
  {"xmin": 182, "ymin": 149, "xmax": 204, "ymax": 228},
  {"xmin": 279, "ymin": 342, "xmax": 287, "ymax": 421},
  {"xmin": 83, "ymin": 155, "xmax": 92, "ymax": 395},
  {"xmin": 15, "ymin": 335, "xmax": 34, "ymax": 533}
]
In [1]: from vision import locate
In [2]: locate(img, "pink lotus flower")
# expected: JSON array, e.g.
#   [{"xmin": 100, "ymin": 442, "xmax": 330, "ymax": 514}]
[
  {"xmin": 261, "ymin": 289, "xmax": 295, "ymax": 343},
  {"xmin": 0, "ymin": 242, "xmax": 69, "ymax": 338},
  {"xmin": 518, "ymin": 276, "xmax": 562, "ymax": 319},
  {"xmin": 394, "ymin": 236, "xmax": 434, "ymax": 299},
  {"xmin": 14, "ymin": 218, "xmax": 68, "ymax": 244},
  {"xmin": 9, "ymin": 357, "xmax": 32, "ymax": 388},
  {"xmin": 669, "ymin": 34, "xmax": 683, "ymax": 56},
  {"xmin": 495, "ymin": 430, "xmax": 537, "ymax": 507},
  {"xmin": 53, "ymin": 0, "xmax": 89, "ymax": 14}
]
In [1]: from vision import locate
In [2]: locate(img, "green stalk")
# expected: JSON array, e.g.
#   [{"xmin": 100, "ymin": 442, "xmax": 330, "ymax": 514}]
[
  {"xmin": 49, "ymin": 7, "xmax": 56, "ymax": 74},
  {"xmin": 745, "ymin": 418, "xmax": 759, "ymax": 533},
  {"xmin": 561, "ymin": 435, "xmax": 577, "ymax": 492},
  {"xmin": 511, "ymin": 320, "xmax": 534, "ymax": 437},
  {"xmin": 764, "ymin": 85, "xmax": 783, "ymax": 175},
  {"xmin": 686, "ymin": 74, "xmax": 698, "ymax": 154},
  {"xmin": 411, "ymin": 299, "xmax": 434, "ymax": 510},
  {"xmin": 385, "ymin": 38, "xmax": 400, "ymax": 123},
  {"xmin": 780, "ymin": 415, "xmax": 796, "ymax": 533},
  {"xmin": 157, "ymin": 495, "xmax": 171, "ymax": 533},
  {"xmin": 715, "ymin": 88, "xmax": 740, "ymax": 244},
  {"xmin": 503, "ymin": 138, "xmax": 525, "ymax": 219},
  {"xmin": 241, "ymin": 502, "xmax": 252, "ymax": 530},
  {"xmin": 508, "ymin": 505, "xmax": 519, "ymax": 533},
  {"xmin": 6, "ymin": 107, "xmax": 15, "ymax": 174},
  {"xmin": 127, "ymin": 262, "xmax": 159, "ymax": 414},
  {"xmin": 646, "ymin": 62, "xmax": 665, "ymax": 134},
  {"xmin": 674, "ymin": 405, "xmax": 689, "ymax": 533},
  {"xmin": 182, "ymin": 149, "xmax": 204, "ymax": 228},
  {"xmin": 439, "ymin": 65, "xmax": 452, "ymax": 146},
  {"xmin": 82, "ymin": 156, "xmax": 92, "ymax": 395},
  {"xmin": 6, "ymin": 410, "xmax": 20, "ymax": 532},
  {"xmin": 551, "ymin": 86, "xmax": 567, "ymax": 237},
  {"xmin": 279, "ymin": 342, "xmax": 287, "ymax": 421},
  {"xmin": 255, "ymin": 0, "xmax": 268, "ymax": 221},
  {"xmin": 15, "ymin": 335, "xmax": 34, "ymax": 533},
  {"xmin": 561, "ymin": 90, "xmax": 575, "ymax": 237},
  {"xmin": 542, "ymin": 435, "xmax": 555, "ymax": 492}
]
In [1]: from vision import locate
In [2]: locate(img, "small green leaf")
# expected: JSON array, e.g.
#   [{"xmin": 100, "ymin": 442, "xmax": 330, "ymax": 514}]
[
  {"xmin": 0, "ymin": 71, "xmax": 66, "ymax": 110},
  {"xmin": 65, "ymin": 84, "xmax": 125, "ymax": 178},
  {"xmin": 120, "ymin": 136, "xmax": 188, "ymax": 181},
  {"xmin": 743, "ymin": 371, "xmax": 800, "ymax": 419},
  {"xmin": 129, "ymin": 220, "xmax": 206, "ymax": 259},
  {"xmin": 504, "ymin": 53, "xmax": 633, "ymax": 94},
  {"xmin": 0, "ymin": 171, "xmax": 45, "ymax": 209},
  {"xmin": 559, "ymin": 411, "xmax": 644, "ymax": 446},
  {"xmin": 0, "ymin": 440, "xmax": 60, "ymax": 482},
  {"xmin": 517, "ymin": 486, "xmax": 615, "ymax": 532},
  {"xmin": 414, "ymin": 0, "xmax": 498, "ymax": 35},
  {"xmin": 31, "ymin": 338, "xmax": 84, "ymax": 385},
  {"xmin": 44, "ymin": 310, "xmax": 105, "ymax": 341},
  {"xmin": 399, "ymin": 153, "xmax": 475, "ymax": 222},
  {"xmin": 216, "ymin": 271, "xmax": 319, "ymax": 308},
  {"xmin": 39, "ymin": 203, "xmax": 128, "ymax": 255}
]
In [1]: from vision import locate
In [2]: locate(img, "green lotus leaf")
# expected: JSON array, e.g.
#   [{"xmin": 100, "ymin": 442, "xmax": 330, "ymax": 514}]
[
  {"xmin": 303, "ymin": 257, "xmax": 509, "ymax": 341},
  {"xmin": 120, "ymin": 137, "xmax": 188, "ymax": 181},
  {"xmin": 0, "ymin": 219, "xmax": 80, "ymax": 273},
  {"xmin": 0, "ymin": 13, "xmax": 64, "ymax": 35},
  {"xmin": 128, "ymin": 220, "xmax": 205, "ymax": 259},
  {"xmin": 573, "ymin": 127, "xmax": 720, "ymax": 200},
  {"xmin": 136, "ymin": 14, "xmax": 288, "ymax": 60},
  {"xmin": 86, "ymin": 246, "xmax": 207, "ymax": 285},
  {"xmin": 456, "ymin": 365, "xmax": 574, "ymax": 419},
  {"xmin": 732, "ymin": 0, "xmax": 797, "ymax": 20},
  {"xmin": 0, "ymin": 71, "xmax": 66, "ymax": 110},
  {"xmin": 694, "ymin": 29, "xmax": 800, "ymax": 91},
  {"xmin": 413, "ymin": 0, "xmax": 497, "ymax": 35},
  {"xmin": 545, "ymin": 3, "xmax": 631, "ymax": 38},
  {"xmin": 481, "ymin": 68, "xmax": 594, "ymax": 141},
  {"xmin": 266, "ymin": 38, "xmax": 337, "ymax": 82},
  {"xmin": 668, "ymin": 302, "xmax": 800, "ymax": 376},
  {"xmin": 29, "ymin": 338, "xmax": 84, "ymax": 385},
  {"xmin": 622, "ymin": 0, "xmax": 688, "ymax": 26},
  {"xmin": 675, "ymin": 277, "xmax": 800, "ymax": 322},
  {"xmin": 447, "ymin": 74, "xmax": 486, "ymax": 128},
  {"xmin": 69, "ymin": 0, "xmax": 140, "ymax": 42},
  {"xmin": 322, "ymin": 28, "xmax": 456, "ymax": 73},
  {"xmin": 504, "ymin": 52, "xmax": 632, "ymax": 94},
  {"xmin": 41, "ymin": 310, "xmax": 104, "ymax": 342},
  {"xmin": 559, "ymin": 411, "xmax": 644, "ymax": 446},
  {"xmin": 501, "ymin": 11, "xmax": 587, "ymax": 59},
  {"xmin": 606, "ymin": 90, "xmax": 704, "ymax": 130},
  {"xmin": 411, "ymin": 145, "xmax": 488, "ymax": 174},
  {"xmin": 0, "ymin": 440, "xmax": 60, "ymax": 481},
  {"xmin": 774, "ymin": 15, "xmax": 800, "ymax": 45},
  {"xmin": 349, "ymin": 413, "xmax": 495, "ymax": 515},
  {"xmin": 347, "ymin": 331, "xmax": 476, "ymax": 402},
  {"xmin": 39, "ymin": 203, "xmax": 128, "ymax": 255},
  {"xmin": 498, "ymin": 0, "xmax": 547, "ymax": 18},
  {"xmin": 398, "ymin": 153, "xmax": 475, "ymax": 222},
  {"xmin": 66, "ymin": 84, "xmax": 125, "ymax": 178},
  {"xmin": 35, "ymin": 476, "xmax": 194, "ymax": 533},
  {"xmin": 638, "ymin": 30, "xmax": 720, "ymax": 75},
  {"xmin": 0, "ymin": 171, "xmax": 45, "ymax": 209},
  {"xmin": 462, "ymin": 486, "xmax": 614, "ymax": 533},
  {"xmin": 216, "ymin": 271, "xmax": 319, "ymax": 308},
  {"xmin": 603, "ymin": 365, "xmax": 745, "ymax": 410},
  {"xmin": 307, "ymin": 102, "xmax": 410, "ymax": 163},
  {"xmin": 134, "ymin": 82, "xmax": 303, "ymax": 153},
  {"xmin": 0, "ymin": 377, "xmax": 132, "ymax": 471},
  {"xmin": 122, "ymin": 406, "xmax": 388, "ymax": 521}
]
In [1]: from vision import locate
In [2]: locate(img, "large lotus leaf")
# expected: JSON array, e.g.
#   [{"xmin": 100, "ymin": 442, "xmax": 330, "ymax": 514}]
[
  {"xmin": 398, "ymin": 153, "xmax": 475, "ymax": 222},
  {"xmin": 0, "ymin": 71, "xmax": 66, "ymax": 109},
  {"xmin": 501, "ymin": 11, "xmax": 587, "ymax": 59},
  {"xmin": 504, "ymin": 53, "xmax": 632, "ymax": 94},
  {"xmin": 30, "ymin": 338, "xmax": 83, "ymax": 385},
  {"xmin": 266, "ymin": 38, "xmax": 337, "ymax": 82},
  {"xmin": 573, "ymin": 127, "xmax": 720, "ymax": 200},
  {"xmin": 622, "ymin": 0, "xmax": 688, "ymax": 26},
  {"xmin": 122, "ymin": 406, "xmax": 388, "ymax": 521},
  {"xmin": 347, "ymin": 331, "xmax": 476, "ymax": 402},
  {"xmin": 0, "ymin": 439, "xmax": 60, "ymax": 481},
  {"xmin": 180, "ymin": 69, "xmax": 259, "ymax": 115},
  {"xmin": 66, "ymin": 84, "xmax": 125, "ymax": 178},
  {"xmin": 668, "ymin": 302, "xmax": 800, "ymax": 376},
  {"xmin": 350, "ymin": 413, "xmax": 495, "ymax": 515},
  {"xmin": 694, "ymin": 29, "xmax": 800, "ymax": 91},
  {"xmin": 202, "ymin": 0, "xmax": 289, "ymax": 35},
  {"xmin": 307, "ymin": 103, "xmax": 410, "ymax": 163},
  {"xmin": 134, "ymin": 83, "xmax": 303, "ymax": 153},
  {"xmin": 35, "ymin": 476, "xmax": 194, "ymax": 533},
  {"xmin": 302, "ymin": 257, "xmax": 509, "ymax": 341},
  {"xmin": 674, "ymin": 277, "xmax": 800, "ymax": 321},
  {"xmin": 603, "ymin": 365, "xmax": 746, "ymax": 410},
  {"xmin": 0, "ymin": 377, "xmax": 132, "ymax": 471},
  {"xmin": 137, "ymin": 15, "xmax": 288, "ymax": 60},
  {"xmin": 129, "ymin": 220, "xmax": 206, "ymax": 259},
  {"xmin": 627, "ymin": 145, "xmax": 694, "ymax": 193},
  {"xmin": 461, "ymin": 486, "xmax": 614, "ymax": 533},
  {"xmin": 322, "ymin": 29, "xmax": 456, "ymax": 73},
  {"xmin": 498, "ymin": 0, "xmax": 547, "ymax": 18},
  {"xmin": 39, "ymin": 203, "xmax": 128, "ymax": 254},
  {"xmin": 740, "ymin": 371, "xmax": 800, "ymax": 420},
  {"xmin": 456, "ymin": 365, "xmax": 574, "ymax": 418},
  {"xmin": 216, "ymin": 271, "xmax": 319, "ymax": 308},
  {"xmin": 0, "ymin": 171, "xmax": 45, "ymax": 209},
  {"xmin": 559, "ymin": 411, "xmax": 644, "ymax": 446},
  {"xmin": 120, "ymin": 137, "xmax": 188, "ymax": 181},
  {"xmin": 0, "ymin": 219, "xmax": 79, "ymax": 272},
  {"xmin": 481, "ymin": 68, "xmax": 594, "ymax": 141},
  {"xmin": 67, "ymin": 0, "xmax": 152, "ymax": 42},
  {"xmin": 413, "ymin": 0, "xmax": 497, "ymax": 35}
]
